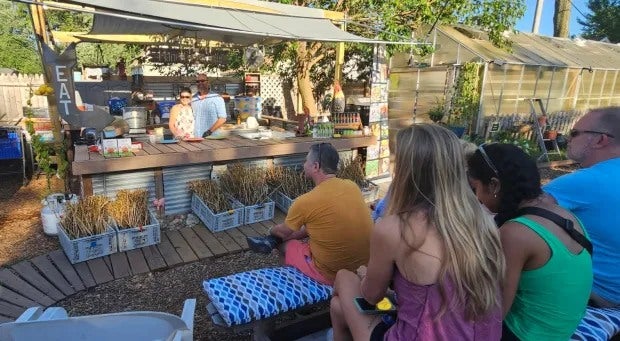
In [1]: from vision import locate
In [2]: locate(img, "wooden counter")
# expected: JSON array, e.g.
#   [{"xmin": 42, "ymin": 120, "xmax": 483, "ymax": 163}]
[{"xmin": 73, "ymin": 135, "xmax": 376, "ymax": 198}]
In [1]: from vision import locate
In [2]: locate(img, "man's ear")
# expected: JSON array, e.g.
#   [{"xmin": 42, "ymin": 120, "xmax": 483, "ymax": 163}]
[{"xmin": 594, "ymin": 133, "xmax": 613, "ymax": 148}]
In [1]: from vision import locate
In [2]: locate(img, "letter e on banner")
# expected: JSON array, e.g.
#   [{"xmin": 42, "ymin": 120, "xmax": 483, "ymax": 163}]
[{"xmin": 55, "ymin": 65, "xmax": 67, "ymax": 82}]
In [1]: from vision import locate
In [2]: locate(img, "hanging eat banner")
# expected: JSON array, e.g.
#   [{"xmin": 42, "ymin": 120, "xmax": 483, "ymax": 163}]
[{"xmin": 41, "ymin": 43, "xmax": 114, "ymax": 130}]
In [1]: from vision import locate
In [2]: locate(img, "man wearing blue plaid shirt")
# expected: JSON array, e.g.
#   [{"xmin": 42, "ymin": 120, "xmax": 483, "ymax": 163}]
[{"xmin": 192, "ymin": 74, "xmax": 227, "ymax": 137}]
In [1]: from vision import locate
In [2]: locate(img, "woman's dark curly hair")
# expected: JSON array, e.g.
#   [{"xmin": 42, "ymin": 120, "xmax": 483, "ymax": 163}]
[{"xmin": 467, "ymin": 143, "xmax": 542, "ymax": 226}]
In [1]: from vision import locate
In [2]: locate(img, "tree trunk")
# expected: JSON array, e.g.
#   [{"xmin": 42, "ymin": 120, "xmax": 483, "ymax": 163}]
[
  {"xmin": 295, "ymin": 41, "xmax": 318, "ymax": 115},
  {"xmin": 553, "ymin": 0, "xmax": 571, "ymax": 37},
  {"xmin": 296, "ymin": 72, "xmax": 317, "ymax": 115}
]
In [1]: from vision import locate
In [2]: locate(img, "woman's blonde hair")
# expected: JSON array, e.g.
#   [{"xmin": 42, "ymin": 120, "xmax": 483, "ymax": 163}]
[{"xmin": 387, "ymin": 124, "xmax": 504, "ymax": 320}]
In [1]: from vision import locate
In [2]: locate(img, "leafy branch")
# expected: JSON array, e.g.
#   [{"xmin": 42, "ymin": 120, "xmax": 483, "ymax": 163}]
[
  {"xmin": 448, "ymin": 62, "xmax": 482, "ymax": 130},
  {"xmin": 25, "ymin": 84, "xmax": 69, "ymax": 192}
]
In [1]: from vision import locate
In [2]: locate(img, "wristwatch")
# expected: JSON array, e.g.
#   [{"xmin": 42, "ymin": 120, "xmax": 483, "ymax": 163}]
[{"xmin": 202, "ymin": 130, "xmax": 212, "ymax": 137}]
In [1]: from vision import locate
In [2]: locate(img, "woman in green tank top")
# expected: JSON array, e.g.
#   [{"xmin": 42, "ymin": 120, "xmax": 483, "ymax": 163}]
[{"xmin": 467, "ymin": 143, "xmax": 593, "ymax": 340}]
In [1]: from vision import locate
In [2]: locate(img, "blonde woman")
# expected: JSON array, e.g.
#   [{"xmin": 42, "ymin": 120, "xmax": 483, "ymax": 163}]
[
  {"xmin": 330, "ymin": 124, "xmax": 505, "ymax": 340},
  {"xmin": 168, "ymin": 87, "xmax": 195, "ymax": 139}
]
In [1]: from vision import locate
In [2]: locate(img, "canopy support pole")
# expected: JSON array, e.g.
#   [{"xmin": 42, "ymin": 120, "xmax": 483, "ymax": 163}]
[
  {"xmin": 334, "ymin": 21, "xmax": 346, "ymax": 83},
  {"xmin": 29, "ymin": 0, "xmax": 69, "ymax": 190}
]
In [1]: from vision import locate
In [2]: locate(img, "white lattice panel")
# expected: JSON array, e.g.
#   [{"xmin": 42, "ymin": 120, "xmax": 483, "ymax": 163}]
[
  {"xmin": 261, "ymin": 75, "xmax": 283, "ymax": 107},
  {"xmin": 260, "ymin": 74, "xmax": 294, "ymax": 116}
]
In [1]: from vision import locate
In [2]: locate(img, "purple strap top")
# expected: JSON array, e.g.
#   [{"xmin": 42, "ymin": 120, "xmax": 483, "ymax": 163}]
[{"xmin": 384, "ymin": 269, "xmax": 502, "ymax": 340}]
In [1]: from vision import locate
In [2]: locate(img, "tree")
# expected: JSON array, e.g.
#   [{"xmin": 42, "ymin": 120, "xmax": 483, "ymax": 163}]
[
  {"xmin": 271, "ymin": 0, "xmax": 525, "ymax": 115},
  {"xmin": 44, "ymin": 10, "xmax": 142, "ymax": 69},
  {"xmin": 0, "ymin": 2, "xmax": 41, "ymax": 73},
  {"xmin": 0, "ymin": 4, "xmax": 140, "ymax": 74},
  {"xmin": 578, "ymin": 0, "xmax": 620, "ymax": 43},
  {"xmin": 554, "ymin": 0, "xmax": 571, "ymax": 37}
]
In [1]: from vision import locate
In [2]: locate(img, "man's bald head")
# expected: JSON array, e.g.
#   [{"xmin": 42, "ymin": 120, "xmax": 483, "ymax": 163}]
[{"xmin": 588, "ymin": 107, "xmax": 620, "ymax": 145}]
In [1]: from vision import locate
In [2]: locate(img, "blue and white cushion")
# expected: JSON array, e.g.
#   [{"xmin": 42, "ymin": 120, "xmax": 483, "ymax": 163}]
[
  {"xmin": 203, "ymin": 266, "xmax": 333, "ymax": 327},
  {"xmin": 571, "ymin": 307, "xmax": 620, "ymax": 340}
]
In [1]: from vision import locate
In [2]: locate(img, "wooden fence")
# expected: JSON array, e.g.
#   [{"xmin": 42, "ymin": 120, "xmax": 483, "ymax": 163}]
[
  {"xmin": 0, "ymin": 74, "xmax": 48, "ymax": 124},
  {"xmin": 481, "ymin": 110, "xmax": 585, "ymax": 139}
]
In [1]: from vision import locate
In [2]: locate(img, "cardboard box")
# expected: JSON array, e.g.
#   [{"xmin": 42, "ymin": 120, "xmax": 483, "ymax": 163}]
[
  {"xmin": 117, "ymin": 138, "xmax": 133, "ymax": 157},
  {"xmin": 102, "ymin": 139, "xmax": 119, "ymax": 158}
]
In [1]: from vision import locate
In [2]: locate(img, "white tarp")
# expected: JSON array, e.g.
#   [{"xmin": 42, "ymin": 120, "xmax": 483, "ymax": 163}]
[{"xmin": 58, "ymin": 0, "xmax": 385, "ymax": 45}]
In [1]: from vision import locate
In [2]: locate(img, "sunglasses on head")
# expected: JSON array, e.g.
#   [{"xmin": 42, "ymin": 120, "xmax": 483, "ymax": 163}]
[
  {"xmin": 569, "ymin": 129, "xmax": 615, "ymax": 139},
  {"xmin": 315, "ymin": 142, "xmax": 328, "ymax": 169},
  {"xmin": 478, "ymin": 143, "xmax": 499, "ymax": 177}
]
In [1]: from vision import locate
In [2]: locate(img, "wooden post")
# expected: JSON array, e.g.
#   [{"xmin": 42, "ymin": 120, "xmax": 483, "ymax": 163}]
[
  {"xmin": 81, "ymin": 175, "xmax": 93, "ymax": 197},
  {"xmin": 154, "ymin": 168, "xmax": 165, "ymax": 215},
  {"xmin": 29, "ymin": 0, "xmax": 69, "ymax": 190}
]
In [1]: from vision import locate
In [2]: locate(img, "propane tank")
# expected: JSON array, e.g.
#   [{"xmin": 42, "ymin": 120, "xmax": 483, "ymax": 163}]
[
  {"xmin": 41, "ymin": 193, "xmax": 78, "ymax": 236},
  {"xmin": 41, "ymin": 203, "xmax": 61, "ymax": 236}
]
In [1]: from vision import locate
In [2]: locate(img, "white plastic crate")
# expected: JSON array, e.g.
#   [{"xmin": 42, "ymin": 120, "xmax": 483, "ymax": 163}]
[
  {"xmin": 244, "ymin": 201, "xmax": 275, "ymax": 225},
  {"xmin": 115, "ymin": 210, "xmax": 161, "ymax": 252},
  {"xmin": 57, "ymin": 225, "xmax": 117, "ymax": 264},
  {"xmin": 191, "ymin": 194, "xmax": 244, "ymax": 232},
  {"xmin": 272, "ymin": 191, "xmax": 295, "ymax": 213},
  {"xmin": 361, "ymin": 181, "xmax": 379, "ymax": 203}
]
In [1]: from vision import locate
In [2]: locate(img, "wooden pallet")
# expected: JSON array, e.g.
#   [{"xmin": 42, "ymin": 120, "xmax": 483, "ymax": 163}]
[{"xmin": 0, "ymin": 210, "xmax": 284, "ymax": 321}]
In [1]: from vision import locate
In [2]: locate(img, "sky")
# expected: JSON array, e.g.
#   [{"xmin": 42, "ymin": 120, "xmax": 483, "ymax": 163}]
[{"xmin": 515, "ymin": 0, "xmax": 590, "ymax": 37}]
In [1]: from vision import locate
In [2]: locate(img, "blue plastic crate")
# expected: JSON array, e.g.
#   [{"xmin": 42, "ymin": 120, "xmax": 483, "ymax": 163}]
[
  {"xmin": 191, "ymin": 194, "xmax": 244, "ymax": 232},
  {"xmin": 0, "ymin": 127, "xmax": 22, "ymax": 160},
  {"xmin": 108, "ymin": 97, "xmax": 128, "ymax": 116},
  {"xmin": 157, "ymin": 100, "xmax": 177, "ymax": 116}
]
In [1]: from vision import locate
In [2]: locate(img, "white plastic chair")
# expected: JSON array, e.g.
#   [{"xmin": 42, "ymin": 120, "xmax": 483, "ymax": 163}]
[{"xmin": 0, "ymin": 298, "xmax": 196, "ymax": 341}]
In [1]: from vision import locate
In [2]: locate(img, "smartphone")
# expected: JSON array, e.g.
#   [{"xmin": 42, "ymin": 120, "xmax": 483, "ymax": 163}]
[{"xmin": 354, "ymin": 297, "xmax": 397, "ymax": 315}]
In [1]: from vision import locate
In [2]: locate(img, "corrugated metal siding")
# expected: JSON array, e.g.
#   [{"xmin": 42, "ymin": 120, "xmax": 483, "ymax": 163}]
[
  {"xmin": 230, "ymin": 158, "xmax": 269, "ymax": 169},
  {"xmin": 273, "ymin": 153, "xmax": 306, "ymax": 170},
  {"xmin": 92, "ymin": 170, "xmax": 157, "ymax": 203},
  {"xmin": 338, "ymin": 150, "xmax": 356, "ymax": 162},
  {"xmin": 163, "ymin": 163, "xmax": 212, "ymax": 215}
]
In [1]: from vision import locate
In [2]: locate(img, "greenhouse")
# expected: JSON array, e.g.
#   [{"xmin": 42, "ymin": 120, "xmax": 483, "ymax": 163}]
[{"xmin": 389, "ymin": 25, "xmax": 620, "ymax": 138}]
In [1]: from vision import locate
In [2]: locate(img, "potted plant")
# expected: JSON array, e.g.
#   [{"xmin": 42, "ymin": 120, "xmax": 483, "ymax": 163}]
[
  {"xmin": 189, "ymin": 179, "xmax": 244, "ymax": 232},
  {"xmin": 544, "ymin": 129, "xmax": 558, "ymax": 140},
  {"xmin": 108, "ymin": 189, "xmax": 161, "ymax": 251},
  {"xmin": 427, "ymin": 102, "xmax": 445, "ymax": 123}
]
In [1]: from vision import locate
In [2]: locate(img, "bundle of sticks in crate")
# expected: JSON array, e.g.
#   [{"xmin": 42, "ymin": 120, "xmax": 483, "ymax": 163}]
[
  {"xmin": 266, "ymin": 166, "xmax": 313, "ymax": 199},
  {"xmin": 60, "ymin": 195, "xmax": 111, "ymax": 239},
  {"xmin": 188, "ymin": 179, "xmax": 233, "ymax": 213},
  {"xmin": 337, "ymin": 156, "xmax": 367, "ymax": 188},
  {"xmin": 219, "ymin": 163, "xmax": 270, "ymax": 206},
  {"xmin": 61, "ymin": 190, "xmax": 152, "ymax": 239},
  {"xmin": 108, "ymin": 189, "xmax": 150, "ymax": 229}
]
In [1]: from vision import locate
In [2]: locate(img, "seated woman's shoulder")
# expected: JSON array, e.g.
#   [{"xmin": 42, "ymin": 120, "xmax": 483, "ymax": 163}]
[{"xmin": 375, "ymin": 214, "xmax": 407, "ymax": 233}]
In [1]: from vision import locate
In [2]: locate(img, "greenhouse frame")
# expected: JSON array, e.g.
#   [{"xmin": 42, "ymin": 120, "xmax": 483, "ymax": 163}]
[{"xmin": 388, "ymin": 25, "xmax": 620, "ymax": 137}]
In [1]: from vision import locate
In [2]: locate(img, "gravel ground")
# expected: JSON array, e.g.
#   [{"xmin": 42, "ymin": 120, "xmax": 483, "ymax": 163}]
[
  {"xmin": 0, "ymin": 175, "xmax": 63, "ymax": 266},
  {"xmin": 57, "ymin": 251, "xmax": 280, "ymax": 341},
  {"xmin": 0, "ymin": 164, "xmax": 579, "ymax": 339}
]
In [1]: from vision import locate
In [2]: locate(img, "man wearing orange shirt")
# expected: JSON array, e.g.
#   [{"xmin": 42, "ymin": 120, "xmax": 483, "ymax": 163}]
[{"xmin": 247, "ymin": 143, "xmax": 373, "ymax": 285}]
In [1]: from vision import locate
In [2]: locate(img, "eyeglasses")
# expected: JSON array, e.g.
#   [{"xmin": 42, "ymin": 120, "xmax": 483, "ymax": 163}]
[
  {"xmin": 196, "ymin": 80, "xmax": 207, "ymax": 83},
  {"xmin": 569, "ymin": 129, "xmax": 615, "ymax": 139},
  {"xmin": 180, "ymin": 95, "xmax": 191, "ymax": 99},
  {"xmin": 478, "ymin": 144, "xmax": 499, "ymax": 176},
  {"xmin": 314, "ymin": 142, "xmax": 328, "ymax": 169}
]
